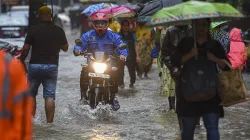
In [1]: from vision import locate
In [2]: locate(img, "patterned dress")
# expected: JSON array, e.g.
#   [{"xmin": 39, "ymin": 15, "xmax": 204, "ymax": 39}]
[
  {"xmin": 135, "ymin": 25, "xmax": 154, "ymax": 76},
  {"xmin": 158, "ymin": 27, "xmax": 174, "ymax": 97}
]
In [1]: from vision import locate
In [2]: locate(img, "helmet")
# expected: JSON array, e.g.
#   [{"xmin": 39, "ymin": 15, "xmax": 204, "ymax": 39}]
[{"xmin": 91, "ymin": 13, "xmax": 109, "ymax": 35}]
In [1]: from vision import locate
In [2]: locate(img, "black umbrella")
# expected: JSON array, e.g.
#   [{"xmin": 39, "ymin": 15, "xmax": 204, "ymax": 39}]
[
  {"xmin": 136, "ymin": 0, "xmax": 183, "ymax": 22},
  {"xmin": 123, "ymin": 2, "xmax": 144, "ymax": 14}
]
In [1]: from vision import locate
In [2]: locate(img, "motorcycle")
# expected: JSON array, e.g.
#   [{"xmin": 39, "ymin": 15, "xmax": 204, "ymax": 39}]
[{"xmin": 75, "ymin": 39, "xmax": 127, "ymax": 111}]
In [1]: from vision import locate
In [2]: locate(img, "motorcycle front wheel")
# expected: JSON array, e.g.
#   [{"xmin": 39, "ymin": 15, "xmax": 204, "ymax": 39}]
[{"xmin": 89, "ymin": 88, "xmax": 101, "ymax": 109}]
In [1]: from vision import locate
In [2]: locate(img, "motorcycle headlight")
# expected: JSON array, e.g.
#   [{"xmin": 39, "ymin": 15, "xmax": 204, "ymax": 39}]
[{"xmin": 93, "ymin": 62, "xmax": 107, "ymax": 73}]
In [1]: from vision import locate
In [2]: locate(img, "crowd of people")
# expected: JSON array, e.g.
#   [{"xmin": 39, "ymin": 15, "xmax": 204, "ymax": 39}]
[{"xmin": 1, "ymin": 4, "xmax": 250, "ymax": 140}]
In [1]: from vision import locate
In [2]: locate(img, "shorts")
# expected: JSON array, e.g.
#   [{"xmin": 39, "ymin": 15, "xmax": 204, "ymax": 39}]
[{"xmin": 28, "ymin": 64, "xmax": 58, "ymax": 99}]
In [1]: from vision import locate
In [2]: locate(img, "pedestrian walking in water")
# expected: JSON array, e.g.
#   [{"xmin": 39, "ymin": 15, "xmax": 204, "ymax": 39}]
[
  {"xmin": 173, "ymin": 19, "xmax": 231, "ymax": 140},
  {"xmin": 118, "ymin": 20, "xmax": 139, "ymax": 88},
  {"xmin": 20, "ymin": 6, "xmax": 69, "ymax": 123},
  {"xmin": 227, "ymin": 28, "xmax": 247, "ymax": 69},
  {"xmin": 0, "ymin": 51, "xmax": 33, "ymax": 140},
  {"xmin": 160, "ymin": 25, "xmax": 192, "ymax": 130},
  {"xmin": 135, "ymin": 22, "xmax": 155, "ymax": 78}
]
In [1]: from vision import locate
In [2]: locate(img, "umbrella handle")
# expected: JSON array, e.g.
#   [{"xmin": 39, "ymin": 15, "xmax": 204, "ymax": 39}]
[
  {"xmin": 50, "ymin": 0, "xmax": 54, "ymax": 23},
  {"xmin": 192, "ymin": 20, "xmax": 197, "ymax": 60}
]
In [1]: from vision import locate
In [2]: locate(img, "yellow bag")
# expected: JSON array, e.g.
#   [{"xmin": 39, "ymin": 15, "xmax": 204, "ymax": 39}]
[{"xmin": 217, "ymin": 62, "xmax": 250, "ymax": 107}]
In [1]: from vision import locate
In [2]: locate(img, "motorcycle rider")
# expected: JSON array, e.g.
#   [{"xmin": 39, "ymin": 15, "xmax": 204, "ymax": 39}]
[{"xmin": 73, "ymin": 13, "xmax": 127, "ymax": 107}]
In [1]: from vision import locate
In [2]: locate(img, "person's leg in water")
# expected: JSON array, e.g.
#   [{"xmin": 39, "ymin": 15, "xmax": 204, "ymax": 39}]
[
  {"xmin": 168, "ymin": 76, "xmax": 176, "ymax": 110},
  {"xmin": 42, "ymin": 64, "xmax": 58, "ymax": 123},
  {"xmin": 110, "ymin": 65, "xmax": 120, "ymax": 110},
  {"xmin": 80, "ymin": 65, "xmax": 89, "ymax": 102},
  {"xmin": 144, "ymin": 60, "xmax": 153, "ymax": 78},
  {"xmin": 203, "ymin": 112, "xmax": 220, "ymax": 140},
  {"xmin": 29, "ymin": 79, "xmax": 41, "ymax": 117},
  {"xmin": 136, "ymin": 62, "xmax": 142, "ymax": 79},
  {"xmin": 28, "ymin": 64, "xmax": 42, "ymax": 117},
  {"xmin": 126, "ymin": 58, "xmax": 136, "ymax": 88},
  {"xmin": 181, "ymin": 116, "xmax": 199, "ymax": 140},
  {"xmin": 168, "ymin": 96, "xmax": 175, "ymax": 110},
  {"xmin": 118, "ymin": 60, "xmax": 125, "ymax": 88}
]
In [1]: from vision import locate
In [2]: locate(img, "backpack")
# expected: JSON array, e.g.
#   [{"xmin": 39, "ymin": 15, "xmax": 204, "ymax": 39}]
[{"xmin": 181, "ymin": 52, "xmax": 218, "ymax": 102}]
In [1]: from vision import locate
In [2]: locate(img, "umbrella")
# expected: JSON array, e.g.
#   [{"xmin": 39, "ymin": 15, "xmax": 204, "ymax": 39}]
[
  {"xmin": 90, "ymin": 6, "xmax": 135, "ymax": 18},
  {"xmin": 136, "ymin": 0, "xmax": 183, "ymax": 22},
  {"xmin": 122, "ymin": 2, "xmax": 144, "ymax": 13},
  {"xmin": 147, "ymin": 1, "xmax": 244, "ymax": 54},
  {"xmin": 211, "ymin": 21, "xmax": 228, "ymax": 29},
  {"xmin": 147, "ymin": 1, "xmax": 244, "ymax": 27},
  {"xmin": 81, "ymin": 3, "xmax": 117, "ymax": 16}
]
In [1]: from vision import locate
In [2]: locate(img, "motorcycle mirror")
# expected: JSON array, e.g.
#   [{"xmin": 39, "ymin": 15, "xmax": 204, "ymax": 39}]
[
  {"xmin": 118, "ymin": 43, "xmax": 127, "ymax": 50},
  {"xmin": 75, "ymin": 39, "xmax": 83, "ymax": 46}
]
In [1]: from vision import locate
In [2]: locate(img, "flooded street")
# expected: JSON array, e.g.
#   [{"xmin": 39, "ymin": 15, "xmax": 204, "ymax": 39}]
[{"xmin": 33, "ymin": 27, "xmax": 250, "ymax": 140}]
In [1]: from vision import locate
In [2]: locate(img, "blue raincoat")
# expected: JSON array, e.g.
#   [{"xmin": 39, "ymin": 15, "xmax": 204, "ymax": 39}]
[{"xmin": 73, "ymin": 30, "xmax": 128, "ymax": 56}]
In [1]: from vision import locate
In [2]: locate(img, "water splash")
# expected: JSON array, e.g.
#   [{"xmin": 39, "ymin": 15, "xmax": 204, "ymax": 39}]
[
  {"xmin": 68, "ymin": 101, "xmax": 117, "ymax": 121},
  {"xmin": 95, "ymin": 102, "xmax": 118, "ymax": 120}
]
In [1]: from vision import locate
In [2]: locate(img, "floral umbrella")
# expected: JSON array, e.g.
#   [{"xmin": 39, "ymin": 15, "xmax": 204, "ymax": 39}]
[
  {"xmin": 147, "ymin": 1, "xmax": 244, "ymax": 52},
  {"xmin": 147, "ymin": 1, "xmax": 244, "ymax": 27},
  {"xmin": 81, "ymin": 3, "xmax": 117, "ymax": 16},
  {"xmin": 90, "ymin": 6, "xmax": 135, "ymax": 18}
]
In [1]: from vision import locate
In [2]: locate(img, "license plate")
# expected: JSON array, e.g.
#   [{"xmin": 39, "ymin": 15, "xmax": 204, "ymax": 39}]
[
  {"xmin": 3, "ymin": 31, "xmax": 13, "ymax": 35},
  {"xmin": 88, "ymin": 72, "xmax": 110, "ymax": 79}
]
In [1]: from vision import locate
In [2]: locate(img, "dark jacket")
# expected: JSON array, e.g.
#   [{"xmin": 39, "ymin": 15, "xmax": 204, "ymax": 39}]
[
  {"xmin": 161, "ymin": 25, "xmax": 192, "ymax": 76},
  {"xmin": 173, "ymin": 37, "xmax": 230, "ymax": 117}
]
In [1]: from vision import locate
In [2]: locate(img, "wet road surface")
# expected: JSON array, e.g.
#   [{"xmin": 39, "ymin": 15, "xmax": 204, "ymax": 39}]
[{"xmin": 33, "ymin": 27, "xmax": 250, "ymax": 140}]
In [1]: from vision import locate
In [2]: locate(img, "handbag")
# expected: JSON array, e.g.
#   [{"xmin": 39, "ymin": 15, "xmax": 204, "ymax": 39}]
[{"xmin": 217, "ymin": 60, "xmax": 250, "ymax": 107}]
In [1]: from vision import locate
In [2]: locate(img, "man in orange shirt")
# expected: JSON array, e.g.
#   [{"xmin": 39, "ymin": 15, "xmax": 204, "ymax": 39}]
[{"xmin": 0, "ymin": 50, "xmax": 33, "ymax": 140}]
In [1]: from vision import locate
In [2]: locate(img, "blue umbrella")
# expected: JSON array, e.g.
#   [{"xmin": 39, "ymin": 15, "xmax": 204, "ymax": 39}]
[{"xmin": 81, "ymin": 3, "xmax": 117, "ymax": 16}]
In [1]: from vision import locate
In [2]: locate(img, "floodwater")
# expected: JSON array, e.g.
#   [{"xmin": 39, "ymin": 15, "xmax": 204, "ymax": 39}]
[{"xmin": 33, "ymin": 27, "xmax": 250, "ymax": 140}]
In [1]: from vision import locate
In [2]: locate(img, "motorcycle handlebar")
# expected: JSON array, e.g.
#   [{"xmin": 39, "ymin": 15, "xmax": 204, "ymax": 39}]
[
  {"xmin": 76, "ymin": 51, "xmax": 119, "ymax": 62},
  {"xmin": 83, "ymin": 53, "xmax": 95, "ymax": 60},
  {"xmin": 76, "ymin": 52, "xmax": 95, "ymax": 60}
]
